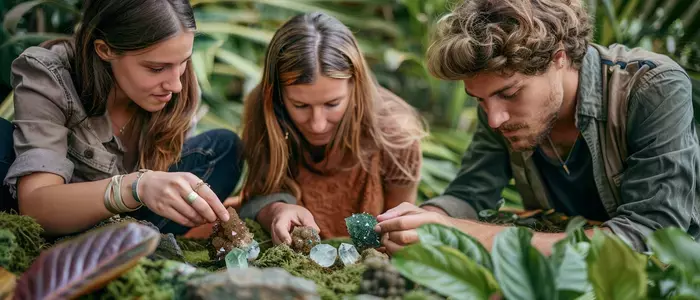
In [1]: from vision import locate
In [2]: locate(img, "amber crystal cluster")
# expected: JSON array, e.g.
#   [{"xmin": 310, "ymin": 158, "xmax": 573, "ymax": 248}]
[
  {"xmin": 290, "ymin": 226, "xmax": 321, "ymax": 255},
  {"xmin": 209, "ymin": 207, "xmax": 254, "ymax": 260}
]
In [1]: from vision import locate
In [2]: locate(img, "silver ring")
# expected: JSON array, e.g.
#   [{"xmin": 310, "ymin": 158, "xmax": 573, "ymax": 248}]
[{"xmin": 186, "ymin": 191, "xmax": 199, "ymax": 205}]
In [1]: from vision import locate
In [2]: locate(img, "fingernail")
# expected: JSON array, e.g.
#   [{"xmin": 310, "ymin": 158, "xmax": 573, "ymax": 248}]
[
  {"xmin": 223, "ymin": 213, "xmax": 230, "ymax": 222},
  {"xmin": 374, "ymin": 225, "xmax": 381, "ymax": 232}
]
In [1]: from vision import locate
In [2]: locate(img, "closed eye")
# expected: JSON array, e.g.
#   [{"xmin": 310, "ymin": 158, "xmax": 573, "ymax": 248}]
[{"xmin": 501, "ymin": 91, "xmax": 519, "ymax": 100}]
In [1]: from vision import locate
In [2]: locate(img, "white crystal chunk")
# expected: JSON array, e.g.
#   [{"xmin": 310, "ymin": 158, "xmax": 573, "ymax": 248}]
[
  {"xmin": 339, "ymin": 243, "xmax": 360, "ymax": 266},
  {"xmin": 309, "ymin": 244, "xmax": 337, "ymax": 267}
]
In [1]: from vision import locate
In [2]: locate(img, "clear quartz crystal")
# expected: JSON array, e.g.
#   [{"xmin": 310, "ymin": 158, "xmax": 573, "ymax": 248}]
[
  {"xmin": 246, "ymin": 240, "xmax": 260, "ymax": 261},
  {"xmin": 309, "ymin": 244, "xmax": 337, "ymax": 267},
  {"xmin": 338, "ymin": 243, "xmax": 360, "ymax": 266}
]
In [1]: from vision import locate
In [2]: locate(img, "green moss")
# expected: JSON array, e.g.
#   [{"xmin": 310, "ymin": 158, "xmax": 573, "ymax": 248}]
[
  {"xmin": 182, "ymin": 250, "xmax": 210, "ymax": 265},
  {"xmin": 254, "ymin": 244, "xmax": 365, "ymax": 300},
  {"xmin": 0, "ymin": 212, "xmax": 47, "ymax": 274},
  {"xmin": 0, "ymin": 229, "xmax": 17, "ymax": 269},
  {"xmin": 80, "ymin": 258, "xmax": 210, "ymax": 300},
  {"xmin": 323, "ymin": 237, "xmax": 353, "ymax": 249}
]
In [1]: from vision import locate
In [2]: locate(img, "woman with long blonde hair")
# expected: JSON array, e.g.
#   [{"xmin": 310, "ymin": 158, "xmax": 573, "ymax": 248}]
[
  {"xmin": 239, "ymin": 12, "xmax": 426, "ymax": 245},
  {"xmin": 0, "ymin": 0, "xmax": 243, "ymax": 236}
]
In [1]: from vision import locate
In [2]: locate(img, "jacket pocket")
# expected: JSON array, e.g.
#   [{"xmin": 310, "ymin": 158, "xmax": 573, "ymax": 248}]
[{"xmin": 67, "ymin": 132, "xmax": 116, "ymax": 180}]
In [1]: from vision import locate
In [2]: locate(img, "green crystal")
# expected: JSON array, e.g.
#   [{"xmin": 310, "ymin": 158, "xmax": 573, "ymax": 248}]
[
  {"xmin": 225, "ymin": 248, "xmax": 248, "ymax": 270},
  {"xmin": 345, "ymin": 213, "xmax": 381, "ymax": 251}
]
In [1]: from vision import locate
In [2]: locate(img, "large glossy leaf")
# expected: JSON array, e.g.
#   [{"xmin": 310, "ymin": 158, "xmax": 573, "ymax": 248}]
[
  {"xmin": 647, "ymin": 227, "xmax": 700, "ymax": 278},
  {"xmin": 555, "ymin": 242, "xmax": 592, "ymax": 300},
  {"xmin": 587, "ymin": 230, "xmax": 647, "ymax": 300},
  {"xmin": 416, "ymin": 223, "xmax": 493, "ymax": 272},
  {"xmin": 491, "ymin": 227, "xmax": 556, "ymax": 300},
  {"xmin": 14, "ymin": 222, "xmax": 160, "ymax": 300},
  {"xmin": 392, "ymin": 244, "xmax": 499, "ymax": 299}
]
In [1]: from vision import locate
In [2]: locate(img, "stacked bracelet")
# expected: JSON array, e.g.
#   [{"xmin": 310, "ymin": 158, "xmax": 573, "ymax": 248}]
[
  {"xmin": 104, "ymin": 174, "xmax": 142, "ymax": 214},
  {"xmin": 131, "ymin": 169, "xmax": 151, "ymax": 205}
]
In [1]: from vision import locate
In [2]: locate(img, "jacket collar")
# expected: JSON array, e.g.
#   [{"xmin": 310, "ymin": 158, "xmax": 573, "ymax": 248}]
[{"xmin": 575, "ymin": 45, "xmax": 606, "ymax": 127}]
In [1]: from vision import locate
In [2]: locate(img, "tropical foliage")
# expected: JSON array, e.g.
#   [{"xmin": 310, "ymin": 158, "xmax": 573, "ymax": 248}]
[
  {"xmin": 1, "ymin": 0, "xmax": 699, "ymax": 206},
  {"xmin": 394, "ymin": 222, "xmax": 700, "ymax": 300}
]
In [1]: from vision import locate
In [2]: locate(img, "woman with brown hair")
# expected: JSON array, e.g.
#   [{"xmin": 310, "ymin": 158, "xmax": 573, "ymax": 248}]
[
  {"xmin": 0, "ymin": 0, "xmax": 243, "ymax": 236},
  {"xmin": 238, "ymin": 12, "xmax": 426, "ymax": 245}
]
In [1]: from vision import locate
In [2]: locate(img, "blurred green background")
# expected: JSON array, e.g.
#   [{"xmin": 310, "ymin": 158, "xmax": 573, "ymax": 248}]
[{"xmin": 1, "ymin": 0, "xmax": 699, "ymax": 207}]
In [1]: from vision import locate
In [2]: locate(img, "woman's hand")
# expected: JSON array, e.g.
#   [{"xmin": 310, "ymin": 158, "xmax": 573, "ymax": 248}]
[
  {"xmin": 258, "ymin": 202, "xmax": 321, "ymax": 245},
  {"xmin": 137, "ymin": 171, "xmax": 230, "ymax": 227}
]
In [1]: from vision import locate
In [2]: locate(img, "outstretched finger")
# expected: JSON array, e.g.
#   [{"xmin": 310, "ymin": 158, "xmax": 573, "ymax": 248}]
[
  {"xmin": 377, "ymin": 202, "xmax": 420, "ymax": 222},
  {"xmin": 382, "ymin": 233, "xmax": 404, "ymax": 255},
  {"xmin": 375, "ymin": 214, "xmax": 432, "ymax": 234},
  {"xmin": 183, "ymin": 174, "xmax": 230, "ymax": 222},
  {"xmin": 272, "ymin": 220, "xmax": 292, "ymax": 245}
]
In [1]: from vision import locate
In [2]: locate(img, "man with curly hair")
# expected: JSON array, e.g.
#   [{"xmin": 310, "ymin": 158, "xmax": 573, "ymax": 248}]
[{"xmin": 376, "ymin": 0, "xmax": 699, "ymax": 255}]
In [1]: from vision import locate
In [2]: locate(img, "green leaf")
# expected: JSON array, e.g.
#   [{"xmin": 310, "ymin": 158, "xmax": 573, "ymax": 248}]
[
  {"xmin": 214, "ymin": 48, "xmax": 262, "ymax": 82},
  {"xmin": 416, "ymin": 223, "xmax": 493, "ymax": 272},
  {"xmin": 587, "ymin": 230, "xmax": 647, "ymax": 300},
  {"xmin": 555, "ymin": 242, "xmax": 592, "ymax": 300},
  {"xmin": 421, "ymin": 140, "xmax": 460, "ymax": 164},
  {"xmin": 392, "ymin": 244, "xmax": 499, "ymax": 299},
  {"xmin": 3, "ymin": 0, "xmax": 79, "ymax": 34},
  {"xmin": 196, "ymin": 23, "xmax": 274, "ymax": 44},
  {"xmin": 491, "ymin": 227, "xmax": 556, "ymax": 300},
  {"xmin": 647, "ymin": 227, "xmax": 700, "ymax": 278}
]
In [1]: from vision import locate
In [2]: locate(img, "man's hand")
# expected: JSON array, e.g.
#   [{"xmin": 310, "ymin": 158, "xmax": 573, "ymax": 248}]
[{"xmin": 374, "ymin": 202, "xmax": 453, "ymax": 254}]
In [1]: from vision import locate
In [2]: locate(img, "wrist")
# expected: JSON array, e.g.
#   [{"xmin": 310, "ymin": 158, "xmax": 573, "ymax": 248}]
[
  {"xmin": 258, "ymin": 201, "xmax": 286, "ymax": 227},
  {"xmin": 422, "ymin": 204, "xmax": 449, "ymax": 216},
  {"xmin": 121, "ymin": 173, "xmax": 140, "ymax": 209}
]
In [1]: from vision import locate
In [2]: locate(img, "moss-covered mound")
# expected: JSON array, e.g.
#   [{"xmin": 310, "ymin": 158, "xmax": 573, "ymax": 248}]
[
  {"xmin": 253, "ymin": 244, "xmax": 366, "ymax": 300},
  {"xmin": 0, "ymin": 212, "xmax": 47, "ymax": 274}
]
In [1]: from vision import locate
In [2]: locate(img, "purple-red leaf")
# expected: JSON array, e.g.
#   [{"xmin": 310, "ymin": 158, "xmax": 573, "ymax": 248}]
[{"xmin": 13, "ymin": 222, "xmax": 160, "ymax": 300}]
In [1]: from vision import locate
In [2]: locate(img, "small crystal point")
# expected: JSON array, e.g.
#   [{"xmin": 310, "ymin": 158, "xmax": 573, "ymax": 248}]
[
  {"xmin": 309, "ymin": 244, "xmax": 337, "ymax": 268},
  {"xmin": 338, "ymin": 243, "xmax": 360, "ymax": 266},
  {"xmin": 245, "ymin": 240, "xmax": 260, "ymax": 261}
]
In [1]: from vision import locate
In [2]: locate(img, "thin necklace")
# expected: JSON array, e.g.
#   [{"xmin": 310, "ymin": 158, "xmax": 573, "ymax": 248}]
[
  {"xmin": 116, "ymin": 113, "xmax": 134, "ymax": 135},
  {"xmin": 547, "ymin": 136, "xmax": 571, "ymax": 175}
]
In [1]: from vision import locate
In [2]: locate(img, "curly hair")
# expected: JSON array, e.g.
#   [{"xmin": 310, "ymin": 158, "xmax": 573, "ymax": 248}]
[{"xmin": 426, "ymin": 0, "xmax": 593, "ymax": 79}]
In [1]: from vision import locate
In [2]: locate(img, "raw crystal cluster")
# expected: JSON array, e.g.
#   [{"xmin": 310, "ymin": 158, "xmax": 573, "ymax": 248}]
[
  {"xmin": 209, "ymin": 207, "xmax": 258, "ymax": 261},
  {"xmin": 309, "ymin": 242, "xmax": 362, "ymax": 268},
  {"xmin": 309, "ymin": 244, "xmax": 337, "ymax": 268},
  {"xmin": 345, "ymin": 213, "xmax": 381, "ymax": 251},
  {"xmin": 290, "ymin": 226, "xmax": 321, "ymax": 255},
  {"xmin": 359, "ymin": 257, "xmax": 408, "ymax": 299},
  {"xmin": 338, "ymin": 243, "xmax": 360, "ymax": 266}
]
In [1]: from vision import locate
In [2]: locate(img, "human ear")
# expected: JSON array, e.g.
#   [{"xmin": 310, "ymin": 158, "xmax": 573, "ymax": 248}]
[
  {"xmin": 94, "ymin": 40, "xmax": 116, "ymax": 61},
  {"xmin": 553, "ymin": 50, "xmax": 567, "ymax": 69}
]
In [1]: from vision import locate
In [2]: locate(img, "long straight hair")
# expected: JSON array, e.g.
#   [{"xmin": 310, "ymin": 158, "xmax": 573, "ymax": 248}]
[
  {"xmin": 242, "ymin": 12, "xmax": 426, "ymax": 200},
  {"xmin": 43, "ymin": 0, "xmax": 199, "ymax": 171}
]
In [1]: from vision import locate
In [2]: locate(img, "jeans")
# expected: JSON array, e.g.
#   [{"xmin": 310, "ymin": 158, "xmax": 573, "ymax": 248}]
[
  {"xmin": 129, "ymin": 129, "xmax": 244, "ymax": 234},
  {"xmin": 0, "ymin": 118, "xmax": 17, "ymax": 213},
  {"xmin": 0, "ymin": 119, "xmax": 243, "ymax": 235}
]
